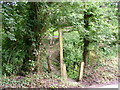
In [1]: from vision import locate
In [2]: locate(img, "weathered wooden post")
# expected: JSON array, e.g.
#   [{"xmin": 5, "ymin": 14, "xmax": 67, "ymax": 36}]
[
  {"xmin": 79, "ymin": 62, "xmax": 84, "ymax": 81},
  {"xmin": 58, "ymin": 29, "xmax": 67, "ymax": 79}
]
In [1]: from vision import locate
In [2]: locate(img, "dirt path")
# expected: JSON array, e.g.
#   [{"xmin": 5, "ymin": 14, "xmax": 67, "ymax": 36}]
[
  {"xmin": 98, "ymin": 84, "xmax": 118, "ymax": 88},
  {"xmin": 85, "ymin": 81, "xmax": 118, "ymax": 88},
  {"xmin": 67, "ymin": 78, "xmax": 119, "ymax": 88}
]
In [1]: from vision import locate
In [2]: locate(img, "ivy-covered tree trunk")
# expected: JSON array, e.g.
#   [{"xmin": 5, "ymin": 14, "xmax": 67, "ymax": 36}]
[
  {"xmin": 78, "ymin": 8, "xmax": 90, "ymax": 81},
  {"xmin": 83, "ymin": 11, "xmax": 90, "ymax": 66},
  {"xmin": 32, "ymin": 2, "xmax": 44, "ymax": 74},
  {"xmin": 19, "ymin": 3, "xmax": 37, "ymax": 75},
  {"xmin": 83, "ymin": 38, "xmax": 89, "ymax": 65},
  {"xmin": 20, "ymin": 2, "xmax": 45, "ymax": 74}
]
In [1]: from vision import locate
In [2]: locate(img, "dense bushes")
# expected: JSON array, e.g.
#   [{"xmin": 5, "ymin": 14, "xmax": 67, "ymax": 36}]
[
  {"xmin": 63, "ymin": 32, "xmax": 118, "ymax": 79},
  {"xmin": 63, "ymin": 32, "xmax": 82, "ymax": 79},
  {"xmin": 62, "ymin": 2, "xmax": 118, "ymax": 79},
  {"xmin": 2, "ymin": 2, "xmax": 118, "ymax": 78}
]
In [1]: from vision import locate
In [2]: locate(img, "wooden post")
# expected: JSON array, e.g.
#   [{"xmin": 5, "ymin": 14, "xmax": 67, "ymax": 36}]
[
  {"xmin": 58, "ymin": 29, "xmax": 64, "ymax": 77},
  {"xmin": 37, "ymin": 46, "xmax": 43, "ymax": 74},
  {"xmin": 47, "ymin": 51, "xmax": 52, "ymax": 73},
  {"xmin": 79, "ymin": 62, "xmax": 84, "ymax": 81},
  {"xmin": 63, "ymin": 63, "xmax": 67, "ymax": 80},
  {"xmin": 58, "ymin": 29, "xmax": 67, "ymax": 79}
]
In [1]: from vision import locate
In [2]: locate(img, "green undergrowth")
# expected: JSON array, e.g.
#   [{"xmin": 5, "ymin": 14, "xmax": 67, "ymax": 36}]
[
  {"xmin": 0, "ymin": 72, "xmax": 83, "ymax": 88},
  {"xmin": 0, "ymin": 56, "xmax": 118, "ymax": 88}
]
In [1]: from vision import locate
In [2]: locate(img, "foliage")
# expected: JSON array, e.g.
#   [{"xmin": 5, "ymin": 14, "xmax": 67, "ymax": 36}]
[
  {"xmin": 63, "ymin": 2, "xmax": 118, "ymax": 79},
  {"xmin": 2, "ymin": 2, "xmax": 118, "ymax": 83},
  {"xmin": 63, "ymin": 31, "xmax": 83, "ymax": 79},
  {"xmin": 2, "ymin": 2, "xmax": 30, "ymax": 75},
  {"xmin": 1, "ymin": 73, "xmax": 69, "ymax": 88}
]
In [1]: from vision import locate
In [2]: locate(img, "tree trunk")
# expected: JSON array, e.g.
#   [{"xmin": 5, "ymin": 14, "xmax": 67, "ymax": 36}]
[
  {"xmin": 82, "ymin": 9, "xmax": 90, "ymax": 65},
  {"xmin": 78, "ymin": 38, "xmax": 89, "ymax": 81},
  {"xmin": 78, "ymin": 6, "xmax": 90, "ymax": 81},
  {"xmin": 27, "ymin": 2, "xmax": 45, "ymax": 74},
  {"xmin": 37, "ymin": 54, "xmax": 42, "ymax": 74},
  {"xmin": 20, "ymin": 2, "xmax": 37, "ymax": 74},
  {"xmin": 83, "ymin": 38, "xmax": 89, "ymax": 65}
]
